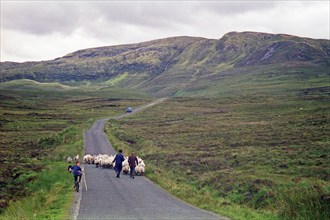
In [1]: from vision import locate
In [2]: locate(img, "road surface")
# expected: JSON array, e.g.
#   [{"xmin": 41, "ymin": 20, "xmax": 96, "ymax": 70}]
[{"xmin": 73, "ymin": 99, "xmax": 228, "ymax": 220}]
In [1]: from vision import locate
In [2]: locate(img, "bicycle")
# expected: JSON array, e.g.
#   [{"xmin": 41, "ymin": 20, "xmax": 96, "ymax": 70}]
[
  {"xmin": 74, "ymin": 174, "xmax": 82, "ymax": 192},
  {"xmin": 74, "ymin": 180, "xmax": 79, "ymax": 192}
]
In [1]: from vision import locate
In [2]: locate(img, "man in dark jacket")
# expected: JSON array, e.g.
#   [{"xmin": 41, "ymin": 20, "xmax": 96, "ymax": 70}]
[
  {"xmin": 112, "ymin": 149, "xmax": 125, "ymax": 178},
  {"xmin": 128, "ymin": 151, "xmax": 139, "ymax": 179}
]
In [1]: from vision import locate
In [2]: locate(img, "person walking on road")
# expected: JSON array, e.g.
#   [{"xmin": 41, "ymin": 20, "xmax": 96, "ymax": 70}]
[
  {"xmin": 112, "ymin": 149, "xmax": 125, "ymax": 178},
  {"xmin": 128, "ymin": 151, "xmax": 139, "ymax": 179}
]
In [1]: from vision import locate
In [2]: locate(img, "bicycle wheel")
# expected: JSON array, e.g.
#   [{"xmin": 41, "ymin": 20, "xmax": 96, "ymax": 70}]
[{"xmin": 75, "ymin": 181, "xmax": 79, "ymax": 192}]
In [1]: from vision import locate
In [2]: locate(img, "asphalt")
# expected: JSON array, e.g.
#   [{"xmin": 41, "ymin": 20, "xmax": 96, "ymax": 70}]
[{"xmin": 74, "ymin": 99, "xmax": 228, "ymax": 220}]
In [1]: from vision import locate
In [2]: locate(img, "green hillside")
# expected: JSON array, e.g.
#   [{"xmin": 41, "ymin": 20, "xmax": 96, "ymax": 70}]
[
  {"xmin": 0, "ymin": 79, "xmax": 151, "ymax": 99},
  {"xmin": 0, "ymin": 79, "xmax": 77, "ymax": 91},
  {"xmin": 1, "ymin": 32, "xmax": 329, "ymax": 97}
]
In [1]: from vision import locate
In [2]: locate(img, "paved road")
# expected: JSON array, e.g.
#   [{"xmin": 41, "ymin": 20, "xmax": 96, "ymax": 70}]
[{"xmin": 74, "ymin": 99, "xmax": 228, "ymax": 220}]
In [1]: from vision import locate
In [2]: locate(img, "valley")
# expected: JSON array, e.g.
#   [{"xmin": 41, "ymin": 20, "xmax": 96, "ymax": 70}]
[{"xmin": 0, "ymin": 31, "xmax": 329, "ymax": 219}]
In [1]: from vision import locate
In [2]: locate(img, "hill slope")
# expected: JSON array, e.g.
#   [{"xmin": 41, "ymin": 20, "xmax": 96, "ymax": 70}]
[{"xmin": 1, "ymin": 32, "xmax": 329, "ymax": 97}]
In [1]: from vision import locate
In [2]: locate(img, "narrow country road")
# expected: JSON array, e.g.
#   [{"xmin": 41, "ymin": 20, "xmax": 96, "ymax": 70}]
[{"xmin": 74, "ymin": 99, "xmax": 228, "ymax": 220}]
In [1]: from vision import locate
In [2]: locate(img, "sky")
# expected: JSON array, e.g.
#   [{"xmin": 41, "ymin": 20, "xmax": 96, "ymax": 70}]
[{"xmin": 1, "ymin": 1, "xmax": 329, "ymax": 62}]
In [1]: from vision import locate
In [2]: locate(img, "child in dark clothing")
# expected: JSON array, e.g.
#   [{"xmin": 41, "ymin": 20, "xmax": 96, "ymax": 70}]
[{"xmin": 71, "ymin": 161, "xmax": 83, "ymax": 184}]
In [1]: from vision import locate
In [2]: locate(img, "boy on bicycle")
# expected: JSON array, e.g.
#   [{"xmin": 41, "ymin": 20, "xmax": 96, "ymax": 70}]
[{"xmin": 71, "ymin": 161, "xmax": 83, "ymax": 185}]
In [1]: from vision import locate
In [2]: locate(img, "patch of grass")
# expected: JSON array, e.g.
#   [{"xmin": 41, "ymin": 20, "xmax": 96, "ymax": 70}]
[
  {"xmin": 270, "ymin": 182, "xmax": 330, "ymax": 220},
  {"xmin": 105, "ymin": 72, "xmax": 129, "ymax": 86},
  {"xmin": 3, "ymin": 164, "xmax": 75, "ymax": 219},
  {"xmin": 1, "ymin": 127, "xmax": 82, "ymax": 219}
]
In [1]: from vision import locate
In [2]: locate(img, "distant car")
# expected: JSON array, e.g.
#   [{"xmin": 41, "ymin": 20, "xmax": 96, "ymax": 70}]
[{"xmin": 126, "ymin": 107, "xmax": 133, "ymax": 113}]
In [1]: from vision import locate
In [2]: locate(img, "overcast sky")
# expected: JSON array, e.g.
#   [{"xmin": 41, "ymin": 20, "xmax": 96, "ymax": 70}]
[{"xmin": 1, "ymin": 1, "xmax": 329, "ymax": 62}]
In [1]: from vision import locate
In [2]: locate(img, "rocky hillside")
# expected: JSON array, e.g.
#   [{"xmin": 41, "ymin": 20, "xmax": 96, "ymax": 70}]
[{"xmin": 1, "ymin": 31, "xmax": 329, "ymax": 97}]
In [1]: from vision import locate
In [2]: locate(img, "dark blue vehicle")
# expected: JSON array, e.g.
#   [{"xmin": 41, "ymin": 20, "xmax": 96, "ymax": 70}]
[{"xmin": 126, "ymin": 107, "xmax": 133, "ymax": 113}]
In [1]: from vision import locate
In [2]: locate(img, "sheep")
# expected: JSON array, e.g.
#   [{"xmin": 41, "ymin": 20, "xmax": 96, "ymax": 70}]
[
  {"xmin": 122, "ymin": 163, "xmax": 130, "ymax": 174},
  {"xmin": 134, "ymin": 157, "xmax": 145, "ymax": 176},
  {"xmin": 137, "ymin": 157, "xmax": 145, "ymax": 167},
  {"xmin": 135, "ymin": 164, "xmax": 145, "ymax": 176},
  {"xmin": 139, "ymin": 160, "xmax": 145, "ymax": 167},
  {"xmin": 94, "ymin": 154, "xmax": 102, "ymax": 167},
  {"xmin": 67, "ymin": 157, "xmax": 73, "ymax": 163},
  {"xmin": 100, "ymin": 155, "xmax": 114, "ymax": 168},
  {"xmin": 91, "ymin": 155, "xmax": 96, "ymax": 164},
  {"xmin": 122, "ymin": 158, "xmax": 130, "ymax": 174},
  {"xmin": 83, "ymin": 154, "xmax": 93, "ymax": 164},
  {"xmin": 73, "ymin": 154, "xmax": 79, "ymax": 163},
  {"xmin": 94, "ymin": 154, "xmax": 107, "ymax": 168},
  {"xmin": 92, "ymin": 154, "xmax": 114, "ymax": 168},
  {"xmin": 122, "ymin": 157, "xmax": 128, "ymax": 166}
]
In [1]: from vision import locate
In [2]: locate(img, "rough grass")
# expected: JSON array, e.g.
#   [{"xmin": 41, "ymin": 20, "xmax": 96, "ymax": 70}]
[
  {"xmin": 3, "ymin": 164, "xmax": 74, "ymax": 219},
  {"xmin": 0, "ymin": 88, "xmax": 150, "ymax": 216},
  {"xmin": 1, "ymin": 125, "xmax": 83, "ymax": 219},
  {"xmin": 106, "ymin": 92, "xmax": 330, "ymax": 219},
  {"xmin": 270, "ymin": 182, "xmax": 329, "ymax": 220}
]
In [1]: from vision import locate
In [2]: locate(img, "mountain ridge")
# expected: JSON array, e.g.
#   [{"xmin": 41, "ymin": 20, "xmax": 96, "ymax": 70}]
[{"xmin": 1, "ymin": 31, "xmax": 329, "ymax": 97}]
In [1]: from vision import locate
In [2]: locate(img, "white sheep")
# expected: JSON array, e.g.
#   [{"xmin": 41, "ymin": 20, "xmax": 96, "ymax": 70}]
[
  {"xmin": 121, "ymin": 158, "xmax": 130, "ymax": 174},
  {"xmin": 67, "ymin": 157, "xmax": 73, "ymax": 163},
  {"xmin": 93, "ymin": 154, "xmax": 114, "ymax": 168},
  {"xmin": 100, "ymin": 155, "xmax": 114, "ymax": 168},
  {"xmin": 83, "ymin": 154, "xmax": 93, "ymax": 164},
  {"xmin": 134, "ymin": 157, "xmax": 145, "ymax": 176},
  {"xmin": 135, "ymin": 164, "xmax": 145, "ymax": 176},
  {"xmin": 94, "ymin": 154, "xmax": 105, "ymax": 168},
  {"xmin": 122, "ymin": 163, "xmax": 130, "ymax": 174},
  {"xmin": 90, "ymin": 155, "xmax": 96, "ymax": 164},
  {"xmin": 139, "ymin": 160, "xmax": 145, "ymax": 167},
  {"xmin": 73, "ymin": 154, "xmax": 79, "ymax": 163},
  {"xmin": 137, "ymin": 157, "xmax": 145, "ymax": 166}
]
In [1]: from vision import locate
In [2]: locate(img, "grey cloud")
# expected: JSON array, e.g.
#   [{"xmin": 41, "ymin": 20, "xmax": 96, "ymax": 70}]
[
  {"xmin": 89, "ymin": 2, "xmax": 196, "ymax": 29},
  {"xmin": 0, "ymin": 1, "xmax": 283, "ymax": 40},
  {"xmin": 2, "ymin": 2, "xmax": 86, "ymax": 35},
  {"xmin": 2, "ymin": 1, "xmax": 190, "ymax": 38},
  {"xmin": 2, "ymin": 1, "xmax": 328, "ymax": 38},
  {"xmin": 192, "ymin": 1, "xmax": 277, "ymax": 15}
]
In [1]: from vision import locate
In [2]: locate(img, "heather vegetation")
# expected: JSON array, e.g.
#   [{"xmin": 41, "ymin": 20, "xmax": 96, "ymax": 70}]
[
  {"xmin": 106, "ymin": 91, "xmax": 329, "ymax": 219},
  {"xmin": 0, "ymin": 85, "xmax": 150, "ymax": 218}
]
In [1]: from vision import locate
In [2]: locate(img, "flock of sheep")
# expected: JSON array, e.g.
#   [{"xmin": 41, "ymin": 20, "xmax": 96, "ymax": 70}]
[{"xmin": 67, "ymin": 154, "xmax": 146, "ymax": 175}]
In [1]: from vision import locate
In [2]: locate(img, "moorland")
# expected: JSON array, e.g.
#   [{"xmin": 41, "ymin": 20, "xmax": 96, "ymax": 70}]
[
  {"xmin": 0, "ymin": 86, "xmax": 150, "ymax": 218},
  {"xmin": 0, "ymin": 31, "xmax": 329, "ymax": 219}
]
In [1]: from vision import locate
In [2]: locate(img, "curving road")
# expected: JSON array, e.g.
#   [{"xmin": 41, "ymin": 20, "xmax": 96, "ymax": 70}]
[{"xmin": 74, "ymin": 99, "xmax": 228, "ymax": 220}]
